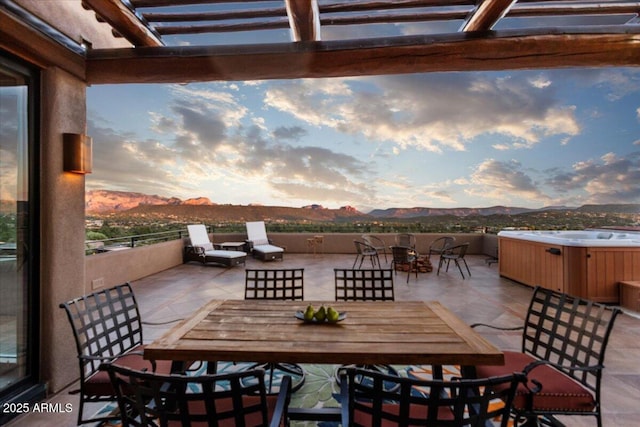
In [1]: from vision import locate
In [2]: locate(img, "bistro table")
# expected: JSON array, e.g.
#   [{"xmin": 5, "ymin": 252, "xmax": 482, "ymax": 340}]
[
  {"xmin": 145, "ymin": 299, "xmax": 503, "ymax": 367},
  {"xmin": 144, "ymin": 299, "xmax": 503, "ymax": 420}
]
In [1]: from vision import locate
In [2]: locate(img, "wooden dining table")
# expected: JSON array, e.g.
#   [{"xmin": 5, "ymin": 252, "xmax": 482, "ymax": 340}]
[{"xmin": 144, "ymin": 299, "xmax": 504, "ymax": 367}]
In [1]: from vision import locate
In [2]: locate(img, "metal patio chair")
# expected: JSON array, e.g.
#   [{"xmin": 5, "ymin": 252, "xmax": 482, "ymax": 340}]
[
  {"xmin": 426, "ymin": 236, "xmax": 455, "ymax": 260},
  {"xmin": 340, "ymin": 367, "xmax": 525, "ymax": 427},
  {"xmin": 102, "ymin": 363, "xmax": 291, "ymax": 427},
  {"xmin": 362, "ymin": 234, "xmax": 388, "ymax": 263},
  {"xmin": 395, "ymin": 233, "xmax": 416, "ymax": 250},
  {"xmin": 59, "ymin": 283, "xmax": 176, "ymax": 425},
  {"xmin": 353, "ymin": 240, "xmax": 381, "ymax": 269},
  {"xmin": 437, "ymin": 242, "xmax": 471, "ymax": 279},
  {"xmin": 470, "ymin": 286, "xmax": 621, "ymax": 427},
  {"xmin": 242, "ymin": 268, "xmax": 306, "ymax": 394},
  {"xmin": 334, "ymin": 268, "xmax": 399, "ymax": 389},
  {"xmin": 390, "ymin": 245, "xmax": 418, "ymax": 283}
]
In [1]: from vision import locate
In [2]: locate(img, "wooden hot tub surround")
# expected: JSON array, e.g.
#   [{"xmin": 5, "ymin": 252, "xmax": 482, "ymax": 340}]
[{"xmin": 498, "ymin": 230, "xmax": 640, "ymax": 303}]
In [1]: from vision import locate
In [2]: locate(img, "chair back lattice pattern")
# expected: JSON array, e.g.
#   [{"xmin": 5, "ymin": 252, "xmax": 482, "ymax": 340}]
[
  {"xmin": 522, "ymin": 286, "xmax": 621, "ymax": 394},
  {"xmin": 395, "ymin": 233, "xmax": 416, "ymax": 249},
  {"xmin": 245, "ymin": 268, "xmax": 304, "ymax": 300},
  {"xmin": 334, "ymin": 269, "xmax": 395, "ymax": 301},
  {"xmin": 342, "ymin": 367, "xmax": 525, "ymax": 427},
  {"xmin": 59, "ymin": 283, "xmax": 143, "ymax": 380},
  {"xmin": 428, "ymin": 236, "xmax": 455, "ymax": 257},
  {"xmin": 103, "ymin": 364, "xmax": 274, "ymax": 427}
]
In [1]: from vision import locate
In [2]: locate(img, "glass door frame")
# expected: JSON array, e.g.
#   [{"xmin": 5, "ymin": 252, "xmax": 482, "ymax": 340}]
[{"xmin": 0, "ymin": 51, "xmax": 44, "ymax": 423}]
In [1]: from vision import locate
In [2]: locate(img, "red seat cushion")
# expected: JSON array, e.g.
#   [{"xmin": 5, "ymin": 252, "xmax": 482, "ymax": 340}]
[
  {"xmin": 353, "ymin": 402, "xmax": 453, "ymax": 426},
  {"xmin": 164, "ymin": 395, "xmax": 284, "ymax": 426},
  {"xmin": 84, "ymin": 345, "xmax": 173, "ymax": 396},
  {"xmin": 475, "ymin": 351, "xmax": 595, "ymax": 412}
]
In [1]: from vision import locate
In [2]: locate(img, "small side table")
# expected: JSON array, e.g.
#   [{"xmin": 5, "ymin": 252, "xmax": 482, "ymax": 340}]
[
  {"xmin": 217, "ymin": 242, "xmax": 247, "ymax": 252},
  {"xmin": 306, "ymin": 235, "xmax": 324, "ymax": 255},
  {"xmin": 620, "ymin": 281, "xmax": 640, "ymax": 312}
]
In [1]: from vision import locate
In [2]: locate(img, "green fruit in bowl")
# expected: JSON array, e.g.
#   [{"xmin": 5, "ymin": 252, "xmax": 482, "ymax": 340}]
[
  {"xmin": 327, "ymin": 307, "xmax": 340, "ymax": 323},
  {"xmin": 314, "ymin": 306, "xmax": 326, "ymax": 322},
  {"xmin": 303, "ymin": 304, "xmax": 315, "ymax": 321}
]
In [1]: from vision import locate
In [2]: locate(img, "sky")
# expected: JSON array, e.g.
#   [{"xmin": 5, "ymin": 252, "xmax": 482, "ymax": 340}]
[
  {"xmin": 86, "ymin": 68, "xmax": 640, "ymax": 213},
  {"xmin": 84, "ymin": 4, "xmax": 640, "ymax": 213}
]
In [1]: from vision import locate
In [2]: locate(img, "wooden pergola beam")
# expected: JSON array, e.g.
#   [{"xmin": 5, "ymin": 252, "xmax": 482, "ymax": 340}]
[
  {"xmin": 0, "ymin": 7, "xmax": 85, "ymax": 80},
  {"xmin": 285, "ymin": 0, "xmax": 321, "ymax": 41},
  {"xmin": 510, "ymin": 2, "xmax": 640, "ymax": 18},
  {"xmin": 130, "ymin": 0, "xmax": 265, "ymax": 7},
  {"xmin": 83, "ymin": 0, "xmax": 163, "ymax": 47},
  {"xmin": 86, "ymin": 28, "xmax": 640, "ymax": 85},
  {"xmin": 462, "ymin": 0, "xmax": 517, "ymax": 32}
]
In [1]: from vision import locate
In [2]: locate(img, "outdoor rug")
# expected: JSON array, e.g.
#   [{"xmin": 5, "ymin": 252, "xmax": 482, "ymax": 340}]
[{"xmin": 94, "ymin": 362, "xmax": 510, "ymax": 426}]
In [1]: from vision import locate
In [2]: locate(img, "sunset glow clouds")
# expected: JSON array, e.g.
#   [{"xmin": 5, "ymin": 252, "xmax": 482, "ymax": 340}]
[{"xmin": 86, "ymin": 67, "xmax": 640, "ymax": 211}]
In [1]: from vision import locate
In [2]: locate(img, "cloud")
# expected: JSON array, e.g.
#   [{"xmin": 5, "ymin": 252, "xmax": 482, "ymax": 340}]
[
  {"xmin": 231, "ymin": 126, "xmax": 376, "ymax": 205},
  {"xmin": 272, "ymin": 126, "xmax": 307, "ymax": 141},
  {"xmin": 85, "ymin": 69, "xmax": 639, "ymax": 209},
  {"xmin": 87, "ymin": 86, "xmax": 376, "ymax": 207},
  {"xmin": 557, "ymin": 68, "xmax": 640, "ymax": 101},
  {"xmin": 86, "ymin": 119, "xmax": 192, "ymax": 196},
  {"xmin": 465, "ymin": 159, "xmax": 551, "ymax": 205},
  {"xmin": 264, "ymin": 74, "xmax": 580, "ymax": 153},
  {"xmin": 546, "ymin": 151, "xmax": 640, "ymax": 204}
]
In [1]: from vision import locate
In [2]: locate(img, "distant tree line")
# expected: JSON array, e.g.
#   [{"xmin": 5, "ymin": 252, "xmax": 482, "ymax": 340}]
[{"xmin": 85, "ymin": 209, "xmax": 638, "ymax": 241}]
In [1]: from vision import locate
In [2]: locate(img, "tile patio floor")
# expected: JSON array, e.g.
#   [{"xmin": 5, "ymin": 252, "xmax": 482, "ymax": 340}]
[{"xmin": 8, "ymin": 253, "xmax": 640, "ymax": 426}]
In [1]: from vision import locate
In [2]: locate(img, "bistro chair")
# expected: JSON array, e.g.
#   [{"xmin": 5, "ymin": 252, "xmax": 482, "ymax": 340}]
[
  {"xmin": 395, "ymin": 233, "xmax": 416, "ymax": 250},
  {"xmin": 334, "ymin": 268, "xmax": 399, "ymax": 388},
  {"xmin": 334, "ymin": 268, "xmax": 395, "ymax": 302},
  {"xmin": 340, "ymin": 367, "xmax": 526, "ymax": 427},
  {"xmin": 437, "ymin": 242, "xmax": 471, "ymax": 279},
  {"xmin": 426, "ymin": 236, "xmax": 455, "ymax": 261},
  {"xmin": 59, "ymin": 283, "xmax": 176, "ymax": 425},
  {"xmin": 243, "ymin": 268, "xmax": 305, "ymax": 394},
  {"xmin": 390, "ymin": 245, "xmax": 418, "ymax": 283},
  {"xmin": 353, "ymin": 240, "xmax": 381, "ymax": 269},
  {"xmin": 102, "ymin": 363, "xmax": 291, "ymax": 427},
  {"xmin": 469, "ymin": 286, "xmax": 621, "ymax": 427},
  {"xmin": 362, "ymin": 234, "xmax": 388, "ymax": 263}
]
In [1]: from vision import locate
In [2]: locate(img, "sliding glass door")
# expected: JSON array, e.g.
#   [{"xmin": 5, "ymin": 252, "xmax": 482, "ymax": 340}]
[{"xmin": 0, "ymin": 53, "xmax": 41, "ymax": 419}]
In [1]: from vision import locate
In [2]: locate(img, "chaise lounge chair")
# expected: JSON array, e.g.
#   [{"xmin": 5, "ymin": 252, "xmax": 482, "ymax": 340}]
[
  {"xmin": 245, "ymin": 221, "xmax": 284, "ymax": 261},
  {"xmin": 185, "ymin": 224, "xmax": 247, "ymax": 267}
]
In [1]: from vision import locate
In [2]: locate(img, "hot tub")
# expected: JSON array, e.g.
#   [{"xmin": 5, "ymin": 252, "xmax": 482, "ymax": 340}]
[
  {"xmin": 498, "ymin": 229, "xmax": 640, "ymax": 303},
  {"xmin": 498, "ymin": 230, "xmax": 640, "ymax": 247}
]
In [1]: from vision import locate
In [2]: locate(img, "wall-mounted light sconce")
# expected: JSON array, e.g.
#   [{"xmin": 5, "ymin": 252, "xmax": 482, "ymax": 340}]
[{"xmin": 63, "ymin": 133, "xmax": 92, "ymax": 174}]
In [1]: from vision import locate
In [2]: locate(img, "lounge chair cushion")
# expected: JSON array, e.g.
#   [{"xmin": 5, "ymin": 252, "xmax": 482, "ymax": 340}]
[
  {"xmin": 475, "ymin": 350, "xmax": 596, "ymax": 412},
  {"xmin": 203, "ymin": 249, "xmax": 246, "ymax": 259},
  {"xmin": 254, "ymin": 244, "xmax": 284, "ymax": 254}
]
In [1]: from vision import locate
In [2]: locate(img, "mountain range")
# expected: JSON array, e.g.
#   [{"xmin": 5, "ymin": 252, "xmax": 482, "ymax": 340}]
[{"xmin": 84, "ymin": 190, "xmax": 640, "ymax": 220}]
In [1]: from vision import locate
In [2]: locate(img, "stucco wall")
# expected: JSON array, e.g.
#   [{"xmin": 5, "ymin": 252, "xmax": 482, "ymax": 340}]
[
  {"xmin": 254, "ymin": 232, "xmax": 487, "ymax": 255},
  {"xmin": 15, "ymin": 0, "xmax": 131, "ymax": 49},
  {"xmin": 39, "ymin": 67, "xmax": 88, "ymax": 394},
  {"xmin": 85, "ymin": 240, "xmax": 185, "ymax": 290}
]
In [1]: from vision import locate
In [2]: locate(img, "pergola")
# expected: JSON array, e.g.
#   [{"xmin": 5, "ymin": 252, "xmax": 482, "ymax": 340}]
[
  {"xmin": 0, "ymin": 1, "xmax": 639, "ymax": 414},
  {"xmin": 3, "ymin": 0, "xmax": 639, "ymax": 84}
]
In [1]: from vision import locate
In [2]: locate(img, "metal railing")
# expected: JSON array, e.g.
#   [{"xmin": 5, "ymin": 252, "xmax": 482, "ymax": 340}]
[{"xmin": 86, "ymin": 228, "xmax": 194, "ymax": 255}]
